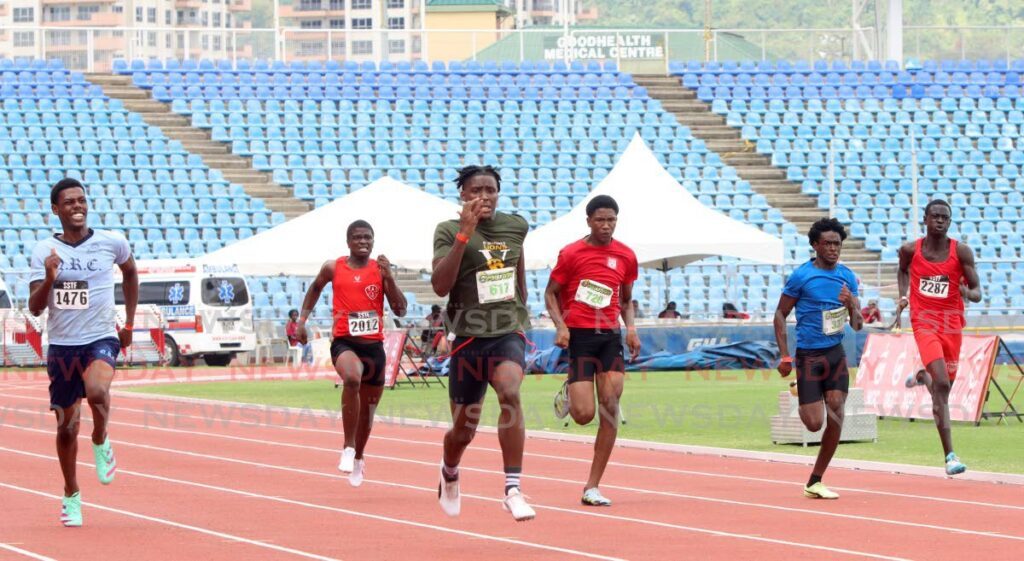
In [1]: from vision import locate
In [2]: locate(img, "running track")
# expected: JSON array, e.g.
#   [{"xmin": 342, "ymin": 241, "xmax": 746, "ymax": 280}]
[{"xmin": 1, "ymin": 369, "xmax": 1022, "ymax": 561}]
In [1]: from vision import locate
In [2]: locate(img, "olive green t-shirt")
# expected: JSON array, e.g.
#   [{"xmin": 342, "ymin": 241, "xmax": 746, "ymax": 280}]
[{"xmin": 433, "ymin": 212, "xmax": 532, "ymax": 337}]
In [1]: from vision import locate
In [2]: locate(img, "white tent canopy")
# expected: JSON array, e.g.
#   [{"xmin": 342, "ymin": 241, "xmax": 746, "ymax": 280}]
[
  {"xmin": 523, "ymin": 134, "xmax": 785, "ymax": 270},
  {"xmin": 202, "ymin": 177, "xmax": 461, "ymax": 276}
]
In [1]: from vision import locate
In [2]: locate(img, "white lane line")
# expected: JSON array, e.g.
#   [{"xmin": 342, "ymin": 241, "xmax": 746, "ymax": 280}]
[
  {"xmin": 60, "ymin": 414, "xmax": 1024, "ymax": 545},
  {"xmin": 0, "ymin": 445, "xmax": 625, "ymax": 561},
  {"xmin": 0, "ymin": 543, "xmax": 59, "ymax": 561},
  {"xmin": 5, "ymin": 391, "xmax": 1024, "ymax": 513},
  {"xmin": 0, "ymin": 482, "xmax": 341, "ymax": 561}
]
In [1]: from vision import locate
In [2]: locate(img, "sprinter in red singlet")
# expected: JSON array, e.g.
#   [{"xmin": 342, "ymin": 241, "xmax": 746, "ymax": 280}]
[
  {"xmin": 297, "ymin": 220, "xmax": 407, "ymax": 487},
  {"xmin": 892, "ymin": 200, "xmax": 982, "ymax": 475}
]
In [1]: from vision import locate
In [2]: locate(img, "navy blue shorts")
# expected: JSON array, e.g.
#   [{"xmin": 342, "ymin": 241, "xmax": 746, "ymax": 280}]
[{"xmin": 46, "ymin": 337, "xmax": 121, "ymax": 410}]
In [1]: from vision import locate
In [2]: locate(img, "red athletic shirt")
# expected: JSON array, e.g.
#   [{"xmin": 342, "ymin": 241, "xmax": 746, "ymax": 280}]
[
  {"xmin": 331, "ymin": 257, "xmax": 385, "ymax": 340},
  {"xmin": 909, "ymin": 238, "xmax": 965, "ymax": 333},
  {"xmin": 550, "ymin": 238, "xmax": 638, "ymax": 330}
]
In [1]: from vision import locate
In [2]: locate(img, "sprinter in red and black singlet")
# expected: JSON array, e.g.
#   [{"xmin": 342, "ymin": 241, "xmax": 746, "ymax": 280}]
[
  {"xmin": 544, "ymin": 195, "xmax": 640, "ymax": 507},
  {"xmin": 893, "ymin": 200, "xmax": 982, "ymax": 476},
  {"xmin": 297, "ymin": 220, "xmax": 407, "ymax": 486}
]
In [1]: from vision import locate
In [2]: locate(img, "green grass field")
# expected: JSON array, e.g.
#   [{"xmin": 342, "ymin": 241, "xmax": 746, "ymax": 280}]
[{"xmin": 127, "ymin": 368, "xmax": 1024, "ymax": 474}]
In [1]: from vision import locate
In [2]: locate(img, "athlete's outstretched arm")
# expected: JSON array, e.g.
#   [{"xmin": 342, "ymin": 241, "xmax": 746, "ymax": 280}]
[
  {"xmin": 892, "ymin": 242, "xmax": 915, "ymax": 329},
  {"xmin": 377, "ymin": 255, "xmax": 407, "ymax": 317},
  {"xmin": 773, "ymin": 294, "xmax": 797, "ymax": 376},
  {"xmin": 296, "ymin": 260, "xmax": 334, "ymax": 343},
  {"xmin": 957, "ymin": 243, "xmax": 983, "ymax": 303}
]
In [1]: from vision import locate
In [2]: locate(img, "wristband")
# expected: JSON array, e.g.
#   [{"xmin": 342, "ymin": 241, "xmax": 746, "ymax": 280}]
[
  {"xmin": 123, "ymin": 324, "xmax": 134, "ymax": 330},
  {"xmin": 455, "ymin": 232, "xmax": 470, "ymax": 244},
  {"xmin": 779, "ymin": 356, "xmax": 794, "ymax": 364}
]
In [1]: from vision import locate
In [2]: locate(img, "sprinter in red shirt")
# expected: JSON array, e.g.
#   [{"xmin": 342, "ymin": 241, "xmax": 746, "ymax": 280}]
[
  {"xmin": 297, "ymin": 220, "xmax": 407, "ymax": 487},
  {"xmin": 545, "ymin": 195, "xmax": 641, "ymax": 507},
  {"xmin": 893, "ymin": 200, "xmax": 982, "ymax": 475}
]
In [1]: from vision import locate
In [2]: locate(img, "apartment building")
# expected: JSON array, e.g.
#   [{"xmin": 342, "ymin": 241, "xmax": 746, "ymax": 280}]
[{"xmin": 0, "ymin": 0, "xmax": 251, "ymax": 70}]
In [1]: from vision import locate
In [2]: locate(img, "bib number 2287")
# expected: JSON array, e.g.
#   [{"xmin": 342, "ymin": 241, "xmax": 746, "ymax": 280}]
[
  {"xmin": 918, "ymin": 276, "xmax": 950, "ymax": 299},
  {"xmin": 54, "ymin": 281, "xmax": 89, "ymax": 310}
]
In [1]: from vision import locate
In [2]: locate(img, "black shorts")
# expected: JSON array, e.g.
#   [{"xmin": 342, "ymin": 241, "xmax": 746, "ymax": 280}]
[
  {"xmin": 568, "ymin": 328, "xmax": 625, "ymax": 384},
  {"xmin": 448, "ymin": 333, "xmax": 526, "ymax": 405},
  {"xmin": 330, "ymin": 338, "xmax": 388, "ymax": 387},
  {"xmin": 46, "ymin": 337, "xmax": 121, "ymax": 410},
  {"xmin": 794, "ymin": 343, "xmax": 850, "ymax": 405}
]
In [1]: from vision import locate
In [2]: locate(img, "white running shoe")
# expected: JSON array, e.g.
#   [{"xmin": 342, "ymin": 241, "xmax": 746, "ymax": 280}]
[
  {"xmin": 349, "ymin": 459, "xmax": 365, "ymax": 487},
  {"xmin": 502, "ymin": 487, "xmax": 536, "ymax": 522},
  {"xmin": 438, "ymin": 467, "xmax": 461, "ymax": 517},
  {"xmin": 553, "ymin": 380, "xmax": 570, "ymax": 419},
  {"xmin": 581, "ymin": 487, "xmax": 612, "ymax": 506},
  {"xmin": 338, "ymin": 447, "xmax": 356, "ymax": 473}
]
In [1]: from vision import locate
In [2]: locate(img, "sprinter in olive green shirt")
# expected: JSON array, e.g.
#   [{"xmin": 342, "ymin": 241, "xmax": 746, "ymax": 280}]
[{"xmin": 431, "ymin": 165, "xmax": 535, "ymax": 522}]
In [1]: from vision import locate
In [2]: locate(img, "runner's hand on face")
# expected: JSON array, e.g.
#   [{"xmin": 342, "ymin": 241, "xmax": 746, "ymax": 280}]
[
  {"xmin": 44, "ymin": 248, "xmax": 62, "ymax": 281},
  {"xmin": 457, "ymin": 198, "xmax": 484, "ymax": 234},
  {"xmin": 377, "ymin": 255, "xmax": 392, "ymax": 280}
]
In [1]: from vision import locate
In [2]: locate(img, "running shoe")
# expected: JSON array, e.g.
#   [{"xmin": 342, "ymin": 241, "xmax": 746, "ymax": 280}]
[
  {"xmin": 349, "ymin": 459, "xmax": 365, "ymax": 488},
  {"xmin": 502, "ymin": 487, "xmax": 536, "ymax": 521},
  {"xmin": 338, "ymin": 447, "xmax": 356, "ymax": 473},
  {"xmin": 438, "ymin": 464, "xmax": 461, "ymax": 517},
  {"xmin": 61, "ymin": 492, "xmax": 82, "ymax": 527},
  {"xmin": 92, "ymin": 438, "xmax": 117, "ymax": 485},
  {"xmin": 581, "ymin": 487, "xmax": 612, "ymax": 507},
  {"xmin": 945, "ymin": 453, "xmax": 967, "ymax": 476},
  {"xmin": 905, "ymin": 369, "xmax": 927, "ymax": 389},
  {"xmin": 553, "ymin": 380, "xmax": 570, "ymax": 420},
  {"xmin": 803, "ymin": 481, "xmax": 840, "ymax": 499}
]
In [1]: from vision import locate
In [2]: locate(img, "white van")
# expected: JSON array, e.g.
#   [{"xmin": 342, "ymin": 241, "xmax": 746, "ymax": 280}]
[{"xmin": 115, "ymin": 261, "xmax": 255, "ymax": 366}]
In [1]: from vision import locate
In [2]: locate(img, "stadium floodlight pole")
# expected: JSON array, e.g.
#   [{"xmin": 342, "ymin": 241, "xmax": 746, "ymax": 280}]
[{"xmin": 828, "ymin": 139, "xmax": 836, "ymax": 219}]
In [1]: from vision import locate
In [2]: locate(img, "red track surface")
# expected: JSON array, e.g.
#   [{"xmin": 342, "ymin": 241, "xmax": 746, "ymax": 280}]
[{"xmin": 1, "ymin": 370, "xmax": 1022, "ymax": 561}]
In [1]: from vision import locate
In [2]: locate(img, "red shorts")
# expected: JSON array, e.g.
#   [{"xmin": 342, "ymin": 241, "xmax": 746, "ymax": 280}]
[{"xmin": 913, "ymin": 330, "xmax": 962, "ymax": 381}]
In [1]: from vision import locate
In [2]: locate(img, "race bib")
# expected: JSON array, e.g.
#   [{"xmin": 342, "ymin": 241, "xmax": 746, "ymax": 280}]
[
  {"xmin": 54, "ymin": 281, "xmax": 89, "ymax": 310},
  {"xmin": 918, "ymin": 275, "xmax": 950, "ymax": 299},
  {"xmin": 821, "ymin": 306, "xmax": 848, "ymax": 336},
  {"xmin": 347, "ymin": 311, "xmax": 380, "ymax": 337},
  {"xmin": 574, "ymin": 279, "xmax": 614, "ymax": 309},
  {"xmin": 476, "ymin": 267, "xmax": 516, "ymax": 304}
]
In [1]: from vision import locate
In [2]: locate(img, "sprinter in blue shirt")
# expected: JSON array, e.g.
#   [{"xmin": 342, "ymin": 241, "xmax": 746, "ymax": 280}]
[{"xmin": 774, "ymin": 218, "xmax": 862, "ymax": 500}]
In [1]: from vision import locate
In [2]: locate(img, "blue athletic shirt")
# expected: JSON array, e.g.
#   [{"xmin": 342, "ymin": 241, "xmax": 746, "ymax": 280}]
[
  {"xmin": 782, "ymin": 259, "xmax": 859, "ymax": 351},
  {"xmin": 29, "ymin": 229, "xmax": 132, "ymax": 346}
]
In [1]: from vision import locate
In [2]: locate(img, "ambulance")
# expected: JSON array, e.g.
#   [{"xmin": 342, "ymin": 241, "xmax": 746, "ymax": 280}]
[{"xmin": 115, "ymin": 261, "xmax": 255, "ymax": 366}]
